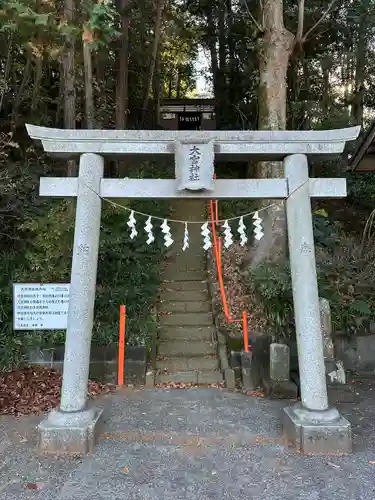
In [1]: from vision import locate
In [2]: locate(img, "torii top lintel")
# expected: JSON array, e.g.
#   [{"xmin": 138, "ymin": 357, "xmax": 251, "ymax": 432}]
[{"xmin": 26, "ymin": 124, "xmax": 360, "ymax": 160}]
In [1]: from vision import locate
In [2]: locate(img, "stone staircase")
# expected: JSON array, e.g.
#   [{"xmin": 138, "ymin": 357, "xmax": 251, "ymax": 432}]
[{"xmin": 155, "ymin": 200, "xmax": 223, "ymax": 385}]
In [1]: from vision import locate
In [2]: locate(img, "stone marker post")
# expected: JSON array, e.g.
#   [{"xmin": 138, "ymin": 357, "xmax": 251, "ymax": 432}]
[
  {"xmin": 269, "ymin": 343, "xmax": 290, "ymax": 382},
  {"xmin": 283, "ymin": 154, "xmax": 351, "ymax": 454},
  {"xmin": 263, "ymin": 343, "xmax": 297, "ymax": 399},
  {"xmin": 38, "ymin": 153, "xmax": 104, "ymax": 454},
  {"xmin": 319, "ymin": 297, "xmax": 335, "ymax": 362}
]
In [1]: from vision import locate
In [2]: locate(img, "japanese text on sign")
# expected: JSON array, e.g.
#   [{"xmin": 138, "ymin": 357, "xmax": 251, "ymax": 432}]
[
  {"xmin": 179, "ymin": 116, "xmax": 200, "ymax": 123},
  {"xmin": 189, "ymin": 145, "xmax": 201, "ymax": 182},
  {"xmin": 13, "ymin": 283, "xmax": 70, "ymax": 330}
]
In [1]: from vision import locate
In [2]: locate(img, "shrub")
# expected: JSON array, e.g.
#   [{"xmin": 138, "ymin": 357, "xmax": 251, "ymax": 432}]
[{"xmin": 246, "ymin": 214, "xmax": 375, "ymax": 339}]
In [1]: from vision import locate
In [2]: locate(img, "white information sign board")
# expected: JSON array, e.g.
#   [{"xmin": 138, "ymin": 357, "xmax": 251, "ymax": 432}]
[{"xmin": 13, "ymin": 283, "xmax": 70, "ymax": 330}]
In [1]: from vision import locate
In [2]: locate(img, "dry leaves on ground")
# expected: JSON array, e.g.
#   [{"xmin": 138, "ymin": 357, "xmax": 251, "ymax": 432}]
[
  {"xmin": 245, "ymin": 389, "xmax": 265, "ymax": 397},
  {"xmin": 0, "ymin": 366, "xmax": 116, "ymax": 416},
  {"xmin": 208, "ymin": 243, "xmax": 267, "ymax": 338}
]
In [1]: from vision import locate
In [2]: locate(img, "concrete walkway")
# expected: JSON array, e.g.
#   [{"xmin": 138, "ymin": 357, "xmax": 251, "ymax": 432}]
[{"xmin": 2, "ymin": 384, "xmax": 375, "ymax": 499}]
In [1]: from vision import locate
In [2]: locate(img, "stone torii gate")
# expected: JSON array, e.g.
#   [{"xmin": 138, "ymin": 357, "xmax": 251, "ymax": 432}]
[{"xmin": 26, "ymin": 124, "xmax": 360, "ymax": 455}]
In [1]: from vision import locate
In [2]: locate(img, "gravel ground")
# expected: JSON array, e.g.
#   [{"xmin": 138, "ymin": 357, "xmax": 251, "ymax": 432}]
[{"xmin": 1, "ymin": 381, "xmax": 375, "ymax": 499}]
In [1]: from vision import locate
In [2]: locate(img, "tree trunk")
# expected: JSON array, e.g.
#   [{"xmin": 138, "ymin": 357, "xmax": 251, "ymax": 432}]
[
  {"xmin": 141, "ymin": 0, "xmax": 165, "ymax": 124},
  {"xmin": 0, "ymin": 32, "xmax": 13, "ymax": 114},
  {"xmin": 321, "ymin": 57, "xmax": 332, "ymax": 117},
  {"xmin": 83, "ymin": 37, "xmax": 95, "ymax": 129},
  {"xmin": 217, "ymin": 0, "xmax": 227, "ymax": 128},
  {"xmin": 251, "ymin": 0, "xmax": 294, "ymax": 266},
  {"xmin": 207, "ymin": 9, "xmax": 220, "ymax": 126},
  {"xmin": 63, "ymin": 0, "xmax": 76, "ymax": 175},
  {"xmin": 31, "ymin": 55, "xmax": 44, "ymax": 114},
  {"xmin": 226, "ymin": 0, "xmax": 236, "ymax": 108},
  {"xmin": 176, "ymin": 70, "xmax": 181, "ymax": 98},
  {"xmin": 115, "ymin": 0, "xmax": 130, "ymax": 174},
  {"xmin": 301, "ymin": 56, "xmax": 311, "ymax": 130},
  {"xmin": 55, "ymin": 66, "xmax": 64, "ymax": 126},
  {"xmin": 343, "ymin": 51, "xmax": 351, "ymax": 108},
  {"xmin": 11, "ymin": 50, "xmax": 32, "ymax": 132},
  {"xmin": 116, "ymin": 0, "xmax": 130, "ymax": 130},
  {"xmin": 168, "ymin": 75, "xmax": 173, "ymax": 98},
  {"xmin": 351, "ymin": 0, "xmax": 368, "ymax": 126},
  {"xmin": 287, "ymin": 57, "xmax": 299, "ymax": 129},
  {"xmin": 31, "ymin": 1, "xmax": 44, "ymax": 116},
  {"xmin": 153, "ymin": 55, "xmax": 162, "ymax": 127}
]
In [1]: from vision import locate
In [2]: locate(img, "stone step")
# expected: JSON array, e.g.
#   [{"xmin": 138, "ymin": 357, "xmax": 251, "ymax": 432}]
[
  {"xmin": 161, "ymin": 270, "xmax": 207, "ymax": 281},
  {"xmin": 159, "ymin": 326, "xmax": 215, "ymax": 341},
  {"xmin": 159, "ymin": 312, "xmax": 213, "ymax": 327},
  {"xmin": 162, "ymin": 281, "xmax": 208, "ymax": 292},
  {"xmin": 166, "ymin": 260, "xmax": 206, "ymax": 268},
  {"xmin": 160, "ymin": 301, "xmax": 211, "ymax": 313},
  {"xmin": 156, "ymin": 356, "xmax": 218, "ymax": 372},
  {"xmin": 160, "ymin": 290, "xmax": 209, "ymax": 303},
  {"xmin": 158, "ymin": 340, "xmax": 216, "ymax": 357},
  {"xmin": 165, "ymin": 256, "xmax": 205, "ymax": 264},
  {"xmin": 165, "ymin": 253, "xmax": 206, "ymax": 262},
  {"xmin": 155, "ymin": 370, "xmax": 223, "ymax": 385}
]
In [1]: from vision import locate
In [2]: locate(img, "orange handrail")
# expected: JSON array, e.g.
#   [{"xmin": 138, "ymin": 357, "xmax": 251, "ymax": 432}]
[
  {"xmin": 210, "ymin": 200, "xmax": 236, "ymax": 322},
  {"xmin": 209, "ymin": 190, "xmax": 249, "ymax": 351},
  {"xmin": 118, "ymin": 305, "xmax": 126, "ymax": 385},
  {"xmin": 242, "ymin": 311, "xmax": 249, "ymax": 353}
]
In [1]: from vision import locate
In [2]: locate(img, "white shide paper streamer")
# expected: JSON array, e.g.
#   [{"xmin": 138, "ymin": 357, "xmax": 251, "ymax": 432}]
[
  {"xmin": 144, "ymin": 216, "xmax": 155, "ymax": 245},
  {"xmin": 222, "ymin": 220, "xmax": 233, "ymax": 248},
  {"xmin": 201, "ymin": 222, "xmax": 212, "ymax": 250},
  {"xmin": 161, "ymin": 219, "xmax": 174, "ymax": 247},
  {"xmin": 127, "ymin": 210, "xmax": 138, "ymax": 239},
  {"xmin": 252, "ymin": 211, "xmax": 264, "ymax": 240}
]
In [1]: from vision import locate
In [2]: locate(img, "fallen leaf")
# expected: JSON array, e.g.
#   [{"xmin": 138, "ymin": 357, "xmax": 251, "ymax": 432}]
[
  {"xmin": 0, "ymin": 366, "xmax": 116, "ymax": 416},
  {"xmin": 246, "ymin": 390, "xmax": 265, "ymax": 398},
  {"xmin": 123, "ymin": 466, "xmax": 129, "ymax": 473},
  {"xmin": 25, "ymin": 483, "xmax": 38, "ymax": 490}
]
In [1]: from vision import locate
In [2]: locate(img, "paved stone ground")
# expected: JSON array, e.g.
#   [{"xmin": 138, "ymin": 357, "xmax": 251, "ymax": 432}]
[{"xmin": 2, "ymin": 381, "xmax": 375, "ymax": 499}]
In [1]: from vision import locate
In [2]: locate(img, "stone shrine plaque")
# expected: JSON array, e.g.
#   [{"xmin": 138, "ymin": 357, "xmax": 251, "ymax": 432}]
[
  {"xmin": 175, "ymin": 140, "xmax": 214, "ymax": 191},
  {"xmin": 13, "ymin": 283, "xmax": 70, "ymax": 330}
]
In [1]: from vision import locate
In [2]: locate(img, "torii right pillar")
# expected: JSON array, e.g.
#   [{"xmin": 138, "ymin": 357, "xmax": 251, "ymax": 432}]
[{"xmin": 283, "ymin": 153, "xmax": 351, "ymax": 455}]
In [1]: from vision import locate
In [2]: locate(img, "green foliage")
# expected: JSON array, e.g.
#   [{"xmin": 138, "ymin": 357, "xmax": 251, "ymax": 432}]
[
  {"xmin": 347, "ymin": 172, "xmax": 375, "ymax": 210},
  {"xmin": 0, "ymin": 251, "xmax": 26, "ymax": 371},
  {"xmin": 83, "ymin": 0, "xmax": 120, "ymax": 48},
  {"xmin": 246, "ymin": 262, "xmax": 294, "ymax": 337},
  {"xmin": 247, "ymin": 258, "xmax": 375, "ymax": 339},
  {"xmin": 0, "ymin": 197, "xmax": 167, "ymax": 370},
  {"xmin": 0, "ymin": 134, "xmax": 169, "ymax": 369},
  {"xmin": 16, "ymin": 198, "xmax": 167, "ymax": 351},
  {"xmin": 246, "ymin": 215, "xmax": 375, "ymax": 339},
  {"xmin": 312, "ymin": 211, "xmax": 341, "ymax": 248}
]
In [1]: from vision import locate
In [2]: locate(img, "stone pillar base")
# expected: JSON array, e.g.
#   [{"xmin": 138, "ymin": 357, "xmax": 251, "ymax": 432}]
[
  {"xmin": 283, "ymin": 403, "xmax": 351, "ymax": 455},
  {"xmin": 38, "ymin": 407, "xmax": 104, "ymax": 455},
  {"xmin": 263, "ymin": 379, "xmax": 298, "ymax": 399}
]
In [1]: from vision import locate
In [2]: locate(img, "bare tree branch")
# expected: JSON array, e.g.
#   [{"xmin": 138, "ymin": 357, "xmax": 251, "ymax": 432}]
[
  {"xmin": 296, "ymin": 0, "xmax": 305, "ymax": 41},
  {"xmin": 302, "ymin": 0, "xmax": 338, "ymax": 42},
  {"xmin": 242, "ymin": 0, "xmax": 263, "ymax": 33}
]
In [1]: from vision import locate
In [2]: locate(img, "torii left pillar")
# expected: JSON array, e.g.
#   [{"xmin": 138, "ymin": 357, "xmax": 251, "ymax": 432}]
[{"xmin": 38, "ymin": 153, "xmax": 105, "ymax": 454}]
